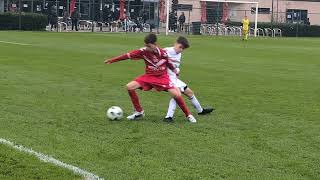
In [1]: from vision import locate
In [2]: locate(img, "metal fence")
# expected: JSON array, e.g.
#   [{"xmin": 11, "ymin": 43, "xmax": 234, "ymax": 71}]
[
  {"xmin": 2, "ymin": 0, "xmax": 162, "ymax": 32},
  {"xmin": 167, "ymin": 7, "xmax": 320, "ymax": 36}
]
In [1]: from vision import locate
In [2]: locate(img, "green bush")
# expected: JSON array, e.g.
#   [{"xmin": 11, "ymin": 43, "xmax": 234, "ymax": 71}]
[
  {"xmin": 0, "ymin": 12, "xmax": 47, "ymax": 31},
  {"xmin": 226, "ymin": 21, "xmax": 320, "ymax": 37}
]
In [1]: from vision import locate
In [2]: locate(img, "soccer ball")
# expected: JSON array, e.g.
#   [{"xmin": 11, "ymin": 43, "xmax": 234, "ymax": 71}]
[{"xmin": 106, "ymin": 106, "xmax": 123, "ymax": 120}]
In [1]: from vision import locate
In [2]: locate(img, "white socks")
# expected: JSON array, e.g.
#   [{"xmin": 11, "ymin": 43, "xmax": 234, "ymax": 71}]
[
  {"xmin": 166, "ymin": 98, "xmax": 177, "ymax": 118},
  {"xmin": 189, "ymin": 95, "xmax": 203, "ymax": 113},
  {"xmin": 165, "ymin": 95, "xmax": 203, "ymax": 118}
]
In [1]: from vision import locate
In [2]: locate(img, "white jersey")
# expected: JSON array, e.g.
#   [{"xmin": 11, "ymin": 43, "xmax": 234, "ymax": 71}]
[
  {"xmin": 164, "ymin": 47, "xmax": 187, "ymax": 91},
  {"xmin": 164, "ymin": 47, "xmax": 181, "ymax": 79}
]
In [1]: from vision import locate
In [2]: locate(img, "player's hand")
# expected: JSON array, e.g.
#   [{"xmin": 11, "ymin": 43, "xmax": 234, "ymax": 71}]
[
  {"xmin": 174, "ymin": 68, "xmax": 180, "ymax": 76},
  {"xmin": 104, "ymin": 59, "xmax": 113, "ymax": 64}
]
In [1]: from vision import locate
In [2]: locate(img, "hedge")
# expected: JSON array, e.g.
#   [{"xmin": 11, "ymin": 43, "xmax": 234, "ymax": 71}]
[
  {"xmin": 0, "ymin": 13, "xmax": 47, "ymax": 31},
  {"xmin": 226, "ymin": 21, "xmax": 320, "ymax": 37}
]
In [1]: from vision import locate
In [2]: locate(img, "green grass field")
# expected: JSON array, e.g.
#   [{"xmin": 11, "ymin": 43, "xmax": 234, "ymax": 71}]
[{"xmin": 0, "ymin": 31, "xmax": 319, "ymax": 179}]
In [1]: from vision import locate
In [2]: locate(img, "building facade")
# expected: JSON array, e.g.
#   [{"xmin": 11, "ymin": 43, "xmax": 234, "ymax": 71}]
[{"xmin": 177, "ymin": 0, "xmax": 320, "ymax": 25}]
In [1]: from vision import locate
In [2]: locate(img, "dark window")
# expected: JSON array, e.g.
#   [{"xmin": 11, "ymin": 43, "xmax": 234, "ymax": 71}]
[
  {"xmin": 251, "ymin": 7, "xmax": 271, "ymax": 14},
  {"xmin": 206, "ymin": 2, "xmax": 223, "ymax": 24},
  {"xmin": 286, "ymin": 9, "xmax": 308, "ymax": 24},
  {"xmin": 177, "ymin": 4, "xmax": 192, "ymax": 11}
]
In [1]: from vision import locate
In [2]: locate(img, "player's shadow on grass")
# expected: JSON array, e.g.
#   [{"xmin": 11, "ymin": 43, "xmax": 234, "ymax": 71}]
[
  {"xmin": 107, "ymin": 114, "xmax": 188, "ymax": 125},
  {"xmin": 142, "ymin": 114, "xmax": 188, "ymax": 125}
]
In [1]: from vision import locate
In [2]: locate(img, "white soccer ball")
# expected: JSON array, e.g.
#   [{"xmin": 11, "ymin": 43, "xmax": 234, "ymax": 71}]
[{"xmin": 106, "ymin": 106, "xmax": 123, "ymax": 120}]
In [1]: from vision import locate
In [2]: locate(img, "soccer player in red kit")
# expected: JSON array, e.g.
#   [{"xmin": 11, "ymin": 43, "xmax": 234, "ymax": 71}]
[{"xmin": 104, "ymin": 34, "xmax": 196, "ymax": 123}]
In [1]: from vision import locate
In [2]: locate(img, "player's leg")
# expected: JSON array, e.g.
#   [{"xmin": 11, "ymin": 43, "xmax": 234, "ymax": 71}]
[
  {"xmin": 75, "ymin": 19, "xmax": 79, "ymax": 31},
  {"xmin": 126, "ymin": 81, "xmax": 144, "ymax": 120},
  {"xmin": 167, "ymin": 88, "xmax": 196, "ymax": 123},
  {"xmin": 164, "ymin": 75, "xmax": 178, "ymax": 122},
  {"xmin": 164, "ymin": 98, "xmax": 177, "ymax": 122},
  {"xmin": 176, "ymin": 79, "xmax": 203, "ymax": 113},
  {"xmin": 242, "ymin": 29, "xmax": 245, "ymax": 40},
  {"xmin": 183, "ymin": 87, "xmax": 214, "ymax": 115},
  {"xmin": 164, "ymin": 79, "xmax": 203, "ymax": 121},
  {"xmin": 244, "ymin": 30, "xmax": 249, "ymax": 40},
  {"xmin": 164, "ymin": 79, "xmax": 184, "ymax": 121},
  {"xmin": 71, "ymin": 19, "xmax": 75, "ymax": 30},
  {"xmin": 184, "ymin": 87, "xmax": 203, "ymax": 113}
]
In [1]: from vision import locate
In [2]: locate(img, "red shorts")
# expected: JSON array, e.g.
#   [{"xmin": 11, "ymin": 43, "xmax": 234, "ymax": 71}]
[{"xmin": 134, "ymin": 73, "xmax": 174, "ymax": 91}]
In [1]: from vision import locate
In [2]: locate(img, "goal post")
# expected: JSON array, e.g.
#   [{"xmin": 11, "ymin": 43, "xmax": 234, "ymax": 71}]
[{"xmin": 165, "ymin": 0, "xmax": 259, "ymax": 37}]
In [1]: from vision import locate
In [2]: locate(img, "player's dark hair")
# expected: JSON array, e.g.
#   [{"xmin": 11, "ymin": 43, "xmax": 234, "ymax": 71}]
[
  {"xmin": 176, "ymin": 36, "xmax": 190, "ymax": 49},
  {"xmin": 144, "ymin": 33, "xmax": 157, "ymax": 44}
]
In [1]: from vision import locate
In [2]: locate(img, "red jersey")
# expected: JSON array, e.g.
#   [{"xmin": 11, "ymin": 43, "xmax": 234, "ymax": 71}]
[{"xmin": 108, "ymin": 47, "xmax": 176, "ymax": 76}]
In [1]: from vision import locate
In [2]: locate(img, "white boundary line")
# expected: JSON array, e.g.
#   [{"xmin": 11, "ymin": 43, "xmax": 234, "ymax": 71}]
[
  {"xmin": 0, "ymin": 138, "xmax": 104, "ymax": 180},
  {"xmin": 0, "ymin": 40, "xmax": 31, "ymax": 46}
]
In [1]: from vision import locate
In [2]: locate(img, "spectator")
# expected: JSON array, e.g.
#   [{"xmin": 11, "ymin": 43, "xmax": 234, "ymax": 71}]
[
  {"xmin": 103, "ymin": 6, "xmax": 111, "ymax": 23},
  {"xmin": 62, "ymin": 8, "xmax": 68, "ymax": 30},
  {"xmin": 71, "ymin": 8, "xmax": 80, "ymax": 31},
  {"xmin": 169, "ymin": 12, "xmax": 177, "ymax": 32},
  {"xmin": 306, "ymin": 18, "xmax": 311, "ymax": 26},
  {"xmin": 50, "ymin": 6, "xmax": 58, "ymax": 31},
  {"xmin": 178, "ymin": 12, "xmax": 186, "ymax": 32},
  {"xmin": 135, "ymin": 18, "xmax": 143, "ymax": 32},
  {"xmin": 114, "ymin": 8, "xmax": 120, "ymax": 20},
  {"xmin": 142, "ymin": 11, "xmax": 148, "ymax": 23},
  {"xmin": 62, "ymin": 9, "xmax": 68, "ymax": 23}
]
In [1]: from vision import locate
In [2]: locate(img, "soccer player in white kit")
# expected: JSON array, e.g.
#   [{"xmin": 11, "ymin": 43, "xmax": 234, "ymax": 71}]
[{"xmin": 164, "ymin": 36, "xmax": 214, "ymax": 122}]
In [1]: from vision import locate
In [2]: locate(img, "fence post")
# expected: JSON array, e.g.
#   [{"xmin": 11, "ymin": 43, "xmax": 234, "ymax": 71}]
[
  {"xmin": 56, "ymin": 0, "xmax": 58, "ymax": 32},
  {"xmin": 216, "ymin": 2, "xmax": 220, "ymax": 36},
  {"xmin": 188, "ymin": 10, "xmax": 190, "ymax": 35},
  {"xmin": 6, "ymin": 0, "xmax": 8, "ymax": 12},
  {"xmin": 19, "ymin": 0, "xmax": 21, "ymax": 30},
  {"xmin": 67, "ymin": 0, "xmax": 69, "ymax": 17},
  {"xmin": 271, "ymin": 0, "xmax": 274, "ymax": 29},
  {"xmin": 31, "ymin": 0, "xmax": 33, "ymax": 13},
  {"xmin": 165, "ymin": 0, "xmax": 169, "ymax": 35},
  {"xmin": 254, "ymin": 3, "xmax": 258, "ymax": 37},
  {"xmin": 91, "ymin": 0, "xmax": 94, "ymax": 32},
  {"xmin": 100, "ymin": 0, "xmax": 102, "ymax": 22},
  {"xmin": 157, "ymin": 1, "xmax": 160, "ymax": 34}
]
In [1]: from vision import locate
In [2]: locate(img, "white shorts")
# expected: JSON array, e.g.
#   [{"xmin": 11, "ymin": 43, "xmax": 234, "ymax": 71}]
[{"xmin": 170, "ymin": 76, "xmax": 187, "ymax": 92}]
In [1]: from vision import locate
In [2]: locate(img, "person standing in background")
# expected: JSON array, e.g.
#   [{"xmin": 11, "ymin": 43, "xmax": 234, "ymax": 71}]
[
  {"xmin": 62, "ymin": 8, "xmax": 68, "ymax": 30},
  {"xmin": 169, "ymin": 12, "xmax": 177, "ymax": 32},
  {"xmin": 178, "ymin": 12, "xmax": 186, "ymax": 33},
  {"xmin": 242, "ymin": 15, "xmax": 250, "ymax": 41},
  {"xmin": 50, "ymin": 5, "xmax": 58, "ymax": 31},
  {"xmin": 62, "ymin": 8, "xmax": 68, "ymax": 23},
  {"xmin": 71, "ymin": 8, "xmax": 80, "ymax": 31}
]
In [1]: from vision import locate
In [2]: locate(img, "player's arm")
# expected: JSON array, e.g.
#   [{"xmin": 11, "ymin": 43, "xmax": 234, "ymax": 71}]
[
  {"xmin": 166, "ymin": 59, "xmax": 180, "ymax": 75},
  {"xmin": 104, "ymin": 49, "xmax": 142, "ymax": 64},
  {"xmin": 156, "ymin": 57, "xmax": 179, "ymax": 73},
  {"xmin": 104, "ymin": 53, "xmax": 130, "ymax": 64},
  {"xmin": 160, "ymin": 50, "xmax": 178, "ymax": 72}
]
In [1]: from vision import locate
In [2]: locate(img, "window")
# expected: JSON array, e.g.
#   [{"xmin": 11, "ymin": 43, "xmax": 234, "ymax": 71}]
[
  {"xmin": 286, "ymin": 9, "xmax": 308, "ymax": 24},
  {"xmin": 251, "ymin": 7, "xmax": 271, "ymax": 14},
  {"xmin": 177, "ymin": 4, "xmax": 193, "ymax": 11}
]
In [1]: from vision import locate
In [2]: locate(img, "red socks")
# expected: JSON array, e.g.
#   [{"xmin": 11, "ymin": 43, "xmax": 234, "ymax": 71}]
[
  {"xmin": 174, "ymin": 96, "xmax": 191, "ymax": 117},
  {"xmin": 128, "ymin": 90, "xmax": 143, "ymax": 112}
]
